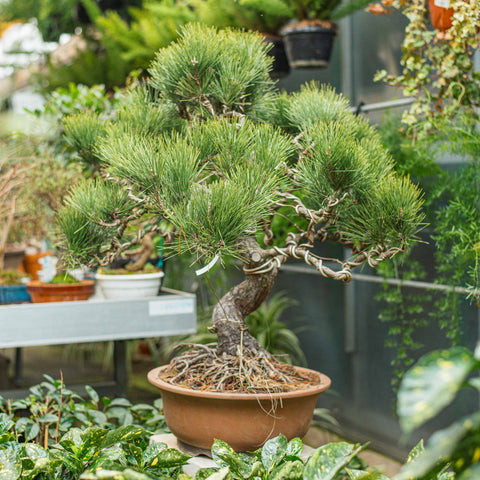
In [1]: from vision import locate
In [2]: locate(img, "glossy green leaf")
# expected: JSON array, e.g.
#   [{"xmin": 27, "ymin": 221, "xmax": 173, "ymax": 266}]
[
  {"xmin": 61, "ymin": 427, "xmax": 84, "ymax": 448},
  {"xmin": 398, "ymin": 348, "xmax": 475, "ymax": 434},
  {"xmin": 197, "ymin": 467, "xmax": 220, "ymax": 480},
  {"xmin": 23, "ymin": 443, "xmax": 51, "ymax": 475},
  {"xmin": 262, "ymin": 435, "xmax": 288, "ymax": 472},
  {"xmin": 109, "ymin": 398, "xmax": 133, "ymax": 407},
  {"xmin": 25, "ymin": 422, "xmax": 40, "ymax": 441},
  {"xmin": 81, "ymin": 468, "xmax": 154, "ymax": 479},
  {"xmin": 0, "ymin": 434, "xmax": 13, "ymax": 444},
  {"xmin": 346, "ymin": 469, "xmax": 390, "ymax": 480},
  {"xmin": 286, "ymin": 438, "xmax": 303, "ymax": 458},
  {"xmin": 456, "ymin": 463, "xmax": 480, "ymax": 480},
  {"xmin": 438, "ymin": 472, "xmax": 455, "ymax": 480},
  {"xmin": 37, "ymin": 413, "xmax": 59, "ymax": 423},
  {"xmin": 212, "ymin": 439, "xmax": 255, "ymax": 478},
  {"xmin": 206, "ymin": 466, "xmax": 231, "ymax": 480},
  {"xmin": 86, "ymin": 385, "xmax": 100, "ymax": 404},
  {"xmin": 93, "ymin": 445, "xmax": 127, "ymax": 468},
  {"xmin": 178, "ymin": 474, "xmax": 194, "ymax": 480},
  {"xmin": 0, "ymin": 447, "xmax": 21, "ymax": 480},
  {"xmin": 0, "ymin": 414, "xmax": 14, "ymax": 433},
  {"xmin": 89, "ymin": 409, "xmax": 108, "ymax": 426},
  {"xmin": 270, "ymin": 460, "xmax": 304, "ymax": 480},
  {"xmin": 303, "ymin": 442, "xmax": 365, "ymax": 480},
  {"xmin": 24, "ymin": 443, "xmax": 49, "ymax": 461},
  {"xmin": 52, "ymin": 449, "xmax": 83, "ymax": 473},
  {"xmin": 124, "ymin": 443, "xmax": 144, "ymax": 467},
  {"xmin": 143, "ymin": 442, "xmax": 167, "ymax": 466},
  {"xmin": 150, "ymin": 447, "xmax": 190, "ymax": 468},
  {"xmin": 405, "ymin": 440, "xmax": 424, "ymax": 464},
  {"xmin": 81, "ymin": 427, "xmax": 109, "ymax": 452},
  {"xmin": 102, "ymin": 425, "xmax": 147, "ymax": 449},
  {"xmin": 394, "ymin": 412, "xmax": 480, "ymax": 480}
]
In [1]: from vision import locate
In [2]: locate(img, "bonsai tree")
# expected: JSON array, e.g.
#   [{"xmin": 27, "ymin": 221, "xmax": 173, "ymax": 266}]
[{"xmin": 58, "ymin": 24, "xmax": 424, "ymax": 390}]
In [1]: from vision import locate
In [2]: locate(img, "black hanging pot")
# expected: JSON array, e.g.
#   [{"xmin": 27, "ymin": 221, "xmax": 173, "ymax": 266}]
[
  {"xmin": 263, "ymin": 36, "xmax": 290, "ymax": 78},
  {"xmin": 281, "ymin": 21, "xmax": 338, "ymax": 69}
]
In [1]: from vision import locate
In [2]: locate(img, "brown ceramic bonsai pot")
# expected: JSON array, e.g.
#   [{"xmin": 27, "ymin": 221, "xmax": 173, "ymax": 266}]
[
  {"xmin": 148, "ymin": 365, "xmax": 331, "ymax": 452},
  {"xmin": 27, "ymin": 280, "xmax": 95, "ymax": 303}
]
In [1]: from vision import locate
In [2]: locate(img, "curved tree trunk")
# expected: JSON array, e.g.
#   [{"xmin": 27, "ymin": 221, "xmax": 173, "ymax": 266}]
[{"xmin": 211, "ymin": 237, "xmax": 279, "ymax": 356}]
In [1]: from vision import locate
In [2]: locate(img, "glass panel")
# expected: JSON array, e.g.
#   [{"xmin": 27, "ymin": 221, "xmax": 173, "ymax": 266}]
[{"xmin": 351, "ymin": 10, "xmax": 407, "ymax": 105}]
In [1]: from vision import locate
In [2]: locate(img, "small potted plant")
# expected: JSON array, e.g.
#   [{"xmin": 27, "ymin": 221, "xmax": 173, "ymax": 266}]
[
  {"xmin": 371, "ymin": 0, "xmax": 479, "ymax": 130},
  {"xmin": 279, "ymin": 0, "xmax": 371, "ymax": 68},
  {"xmin": 58, "ymin": 25, "xmax": 424, "ymax": 451},
  {"xmin": 94, "ymin": 232, "xmax": 165, "ymax": 300},
  {"xmin": 193, "ymin": 0, "xmax": 294, "ymax": 76},
  {"xmin": 26, "ymin": 272, "xmax": 95, "ymax": 303},
  {"xmin": 0, "ymin": 141, "xmax": 34, "ymax": 304}
]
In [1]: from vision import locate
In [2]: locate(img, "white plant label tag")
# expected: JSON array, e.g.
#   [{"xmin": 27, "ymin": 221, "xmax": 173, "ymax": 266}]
[
  {"xmin": 195, "ymin": 254, "xmax": 220, "ymax": 276},
  {"xmin": 434, "ymin": 0, "xmax": 451, "ymax": 7},
  {"xmin": 148, "ymin": 298, "xmax": 194, "ymax": 316}
]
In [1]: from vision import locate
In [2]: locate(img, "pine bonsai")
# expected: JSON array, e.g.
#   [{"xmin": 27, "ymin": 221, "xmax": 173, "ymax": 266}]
[{"xmin": 58, "ymin": 24, "xmax": 424, "ymax": 392}]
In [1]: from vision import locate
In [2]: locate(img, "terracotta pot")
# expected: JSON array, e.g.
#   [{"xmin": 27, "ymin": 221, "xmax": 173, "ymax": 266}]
[
  {"xmin": 148, "ymin": 365, "xmax": 331, "ymax": 452},
  {"xmin": 27, "ymin": 280, "xmax": 95, "ymax": 303},
  {"xmin": 22, "ymin": 251, "xmax": 53, "ymax": 281},
  {"xmin": 428, "ymin": 0, "xmax": 454, "ymax": 31},
  {"xmin": 281, "ymin": 20, "xmax": 337, "ymax": 69}
]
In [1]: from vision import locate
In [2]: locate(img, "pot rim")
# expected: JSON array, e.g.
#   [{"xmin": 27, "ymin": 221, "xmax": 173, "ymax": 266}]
[
  {"xmin": 27, "ymin": 279, "xmax": 95, "ymax": 288},
  {"xmin": 148, "ymin": 365, "xmax": 331, "ymax": 400},
  {"xmin": 281, "ymin": 20, "xmax": 337, "ymax": 35},
  {"xmin": 95, "ymin": 271, "xmax": 164, "ymax": 281}
]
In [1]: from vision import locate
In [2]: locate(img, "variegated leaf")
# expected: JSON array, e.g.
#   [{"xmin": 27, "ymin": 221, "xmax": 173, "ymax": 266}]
[
  {"xmin": 303, "ymin": 442, "xmax": 366, "ymax": 480},
  {"xmin": 262, "ymin": 435, "xmax": 288, "ymax": 472},
  {"xmin": 346, "ymin": 469, "xmax": 390, "ymax": 480},
  {"xmin": 102, "ymin": 425, "xmax": 147, "ymax": 449},
  {"xmin": 206, "ymin": 466, "xmax": 231, "ymax": 480},
  {"xmin": 150, "ymin": 447, "xmax": 190, "ymax": 468},
  {"xmin": 212, "ymin": 439, "xmax": 255, "ymax": 478},
  {"xmin": 286, "ymin": 438, "xmax": 303, "ymax": 459},
  {"xmin": 270, "ymin": 460, "xmax": 304, "ymax": 480},
  {"xmin": 0, "ymin": 447, "xmax": 21, "ymax": 480},
  {"xmin": 143, "ymin": 442, "xmax": 167, "ymax": 466},
  {"xmin": 398, "ymin": 348, "xmax": 475, "ymax": 434}
]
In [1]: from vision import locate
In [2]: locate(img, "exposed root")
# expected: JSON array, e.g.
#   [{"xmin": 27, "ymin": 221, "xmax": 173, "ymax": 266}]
[{"xmin": 159, "ymin": 343, "xmax": 320, "ymax": 393}]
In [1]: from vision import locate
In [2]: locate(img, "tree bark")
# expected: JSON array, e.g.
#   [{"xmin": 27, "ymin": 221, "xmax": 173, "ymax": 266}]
[{"xmin": 211, "ymin": 237, "xmax": 279, "ymax": 356}]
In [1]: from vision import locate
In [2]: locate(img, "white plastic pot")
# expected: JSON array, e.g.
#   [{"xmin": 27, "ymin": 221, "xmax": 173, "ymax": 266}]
[{"xmin": 95, "ymin": 271, "xmax": 165, "ymax": 300}]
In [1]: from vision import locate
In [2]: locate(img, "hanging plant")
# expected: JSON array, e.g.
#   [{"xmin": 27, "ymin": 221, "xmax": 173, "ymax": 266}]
[{"xmin": 370, "ymin": 0, "xmax": 480, "ymax": 133}]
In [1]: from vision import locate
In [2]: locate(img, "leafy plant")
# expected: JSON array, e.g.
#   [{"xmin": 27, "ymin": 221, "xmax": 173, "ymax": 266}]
[
  {"xmin": 0, "ymin": 378, "xmax": 183, "ymax": 478},
  {"xmin": 0, "ymin": 375, "xmax": 168, "ymax": 447},
  {"xmin": 394, "ymin": 346, "xmax": 480, "ymax": 479},
  {"xmin": 371, "ymin": 0, "xmax": 480, "ymax": 133},
  {"xmin": 90, "ymin": 0, "xmax": 198, "ymax": 70},
  {"xmin": 232, "ymin": 0, "xmax": 373, "ymax": 22},
  {"xmin": 0, "ymin": 140, "xmax": 35, "ymax": 270},
  {"xmin": 196, "ymin": 435, "xmax": 380, "ymax": 480}
]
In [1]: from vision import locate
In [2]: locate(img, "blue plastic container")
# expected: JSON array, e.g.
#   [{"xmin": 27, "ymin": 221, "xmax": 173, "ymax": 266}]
[{"xmin": 0, "ymin": 285, "xmax": 31, "ymax": 304}]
